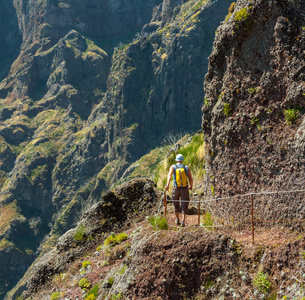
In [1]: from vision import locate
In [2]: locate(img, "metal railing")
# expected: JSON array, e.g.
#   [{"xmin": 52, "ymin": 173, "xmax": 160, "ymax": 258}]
[{"xmin": 163, "ymin": 189, "xmax": 305, "ymax": 244}]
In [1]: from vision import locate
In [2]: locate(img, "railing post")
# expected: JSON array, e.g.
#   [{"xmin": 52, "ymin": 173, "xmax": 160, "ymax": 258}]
[
  {"xmin": 163, "ymin": 191, "xmax": 167, "ymax": 217},
  {"xmin": 198, "ymin": 201, "xmax": 200, "ymax": 226},
  {"xmin": 251, "ymin": 194, "xmax": 254, "ymax": 244}
]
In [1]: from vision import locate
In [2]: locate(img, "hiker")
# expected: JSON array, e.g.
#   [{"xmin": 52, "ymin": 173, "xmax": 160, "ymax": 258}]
[{"xmin": 164, "ymin": 154, "xmax": 193, "ymax": 227}]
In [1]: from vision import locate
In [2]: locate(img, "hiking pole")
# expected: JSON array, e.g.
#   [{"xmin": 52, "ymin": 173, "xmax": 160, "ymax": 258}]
[
  {"xmin": 251, "ymin": 194, "xmax": 254, "ymax": 245},
  {"xmin": 163, "ymin": 191, "xmax": 167, "ymax": 217},
  {"xmin": 198, "ymin": 201, "xmax": 200, "ymax": 226}
]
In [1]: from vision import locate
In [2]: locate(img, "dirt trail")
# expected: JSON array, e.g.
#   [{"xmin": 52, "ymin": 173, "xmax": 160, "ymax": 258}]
[{"xmin": 166, "ymin": 205, "xmax": 301, "ymax": 253}]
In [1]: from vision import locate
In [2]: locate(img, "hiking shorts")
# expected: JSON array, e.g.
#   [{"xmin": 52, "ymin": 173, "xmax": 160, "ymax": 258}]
[{"xmin": 172, "ymin": 186, "xmax": 189, "ymax": 214}]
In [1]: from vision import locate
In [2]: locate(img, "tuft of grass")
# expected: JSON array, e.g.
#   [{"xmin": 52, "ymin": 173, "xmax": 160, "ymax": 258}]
[
  {"xmin": 85, "ymin": 294, "xmax": 96, "ymax": 300},
  {"xmin": 85, "ymin": 284, "xmax": 99, "ymax": 300},
  {"xmin": 108, "ymin": 276, "xmax": 114, "ymax": 286},
  {"xmin": 234, "ymin": 7, "xmax": 251, "ymax": 23},
  {"xmin": 82, "ymin": 261, "xmax": 91, "ymax": 269},
  {"xmin": 223, "ymin": 102, "xmax": 232, "ymax": 117},
  {"xmin": 225, "ymin": 13, "xmax": 232, "ymax": 23},
  {"xmin": 251, "ymin": 116, "xmax": 261, "ymax": 130},
  {"xmin": 73, "ymin": 225, "xmax": 86, "ymax": 241},
  {"xmin": 104, "ymin": 234, "xmax": 117, "ymax": 247},
  {"xmin": 148, "ymin": 216, "xmax": 168, "ymax": 230},
  {"xmin": 104, "ymin": 232, "xmax": 128, "ymax": 247},
  {"xmin": 50, "ymin": 293, "xmax": 61, "ymax": 300},
  {"xmin": 204, "ymin": 97, "xmax": 210, "ymax": 106},
  {"xmin": 111, "ymin": 292, "xmax": 123, "ymax": 300},
  {"xmin": 248, "ymin": 87, "xmax": 256, "ymax": 94},
  {"xmin": 284, "ymin": 108, "xmax": 300, "ymax": 125},
  {"xmin": 79, "ymin": 278, "xmax": 91, "ymax": 289},
  {"xmin": 116, "ymin": 233, "xmax": 128, "ymax": 243},
  {"xmin": 201, "ymin": 211, "xmax": 213, "ymax": 228},
  {"xmin": 253, "ymin": 271, "xmax": 271, "ymax": 293},
  {"xmin": 211, "ymin": 185, "xmax": 215, "ymax": 196}
]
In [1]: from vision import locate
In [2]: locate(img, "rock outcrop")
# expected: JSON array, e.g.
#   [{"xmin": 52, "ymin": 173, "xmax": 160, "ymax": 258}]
[
  {"xmin": 9, "ymin": 178, "xmax": 160, "ymax": 299},
  {"xmin": 202, "ymin": 0, "xmax": 305, "ymax": 221}
]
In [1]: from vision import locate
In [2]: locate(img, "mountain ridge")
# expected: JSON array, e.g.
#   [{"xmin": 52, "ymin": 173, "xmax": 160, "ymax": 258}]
[{"xmin": 0, "ymin": 0, "xmax": 231, "ymax": 297}]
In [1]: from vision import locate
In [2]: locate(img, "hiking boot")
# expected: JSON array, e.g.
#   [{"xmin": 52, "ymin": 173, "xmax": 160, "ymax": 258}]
[
  {"xmin": 176, "ymin": 219, "xmax": 180, "ymax": 226},
  {"xmin": 181, "ymin": 221, "xmax": 185, "ymax": 227}
]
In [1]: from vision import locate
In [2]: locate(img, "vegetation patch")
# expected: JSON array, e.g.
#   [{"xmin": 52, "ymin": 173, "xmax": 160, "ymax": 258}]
[
  {"xmin": 253, "ymin": 271, "xmax": 271, "ymax": 293},
  {"xmin": 111, "ymin": 292, "xmax": 123, "ymax": 300},
  {"xmin": 148, "ymin": 216, "xmax": 168, "ymax": 230},
  {"xmin": 234, "ymin": 6, "xmax": 251, "ymax": 24},
  {"xmin": 251, "ymin": 116, "xmax": 261, "ymax": 130},
  {"xmin": 156, "ymin": 133, "xmax": 205, "ymax": 191},
  {"xmin": 50, "ymin": 292, "xmax": 61, "ymax": 300},
  {"xmin": 223, "ymin": 102, "xmax": 232, "ymax": 117},
  {"xmin": 79, "ymin": 278, "xmax": 91, "ymax": 289},
  {"xmin": 28, "ymin": 165, "xmax": 46, "ymax": 182},
  {"xmin": 0, "ymin": 238, "xmax": 15, "ymax": 251},
  {"xmin": 82, "ymin": 261, "xmax": 91, "ymax": 269},
  {"xmin": 0, "ymin": 201, "xmax": 25, "ymax": 235},
  {"xmin": 85, "ymin": 284, "xmax": 99, "ymax": 300},
  {"xmin": 201, "ymin": 211, "xmax": 213, "ymax": 228},
  {"xmin": 284, "ymin": 108, "xmax": 300, "ymax": 125},
  {"xmin": 104, "ymin": 232, "xmax": 128, "ymax": 247},
  {"xmin": 73, "ymin": 225, "xmax": 86, "ymax": 241}
]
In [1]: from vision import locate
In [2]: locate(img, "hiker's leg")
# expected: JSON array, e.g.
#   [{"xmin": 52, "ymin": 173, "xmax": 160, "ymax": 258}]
[
  {"xmin": 181, "ymin": 187, "xmax": 190, "ymax": 223},
  {"xmin": 172, "ymin": 187, "xmax": 180, "ymax": 221}
]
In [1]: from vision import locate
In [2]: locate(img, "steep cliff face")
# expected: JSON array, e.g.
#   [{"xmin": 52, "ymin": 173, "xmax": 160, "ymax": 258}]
[
  {"xmin": 0, "ymin": 0, "xmax": 232, "ymax": 297},
  {"xmin": 0, "ymin": 0, "xmax": 22, "ymax": 81},
  {"xmin": 202, "ymin": 0, "xmax": 305, "ymax": 217}
]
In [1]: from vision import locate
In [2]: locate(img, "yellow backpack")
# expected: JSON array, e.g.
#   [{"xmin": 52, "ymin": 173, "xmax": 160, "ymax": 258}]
[{"xmin": 175, "ymin": 164, "xmax": 187, "ymax": 187}]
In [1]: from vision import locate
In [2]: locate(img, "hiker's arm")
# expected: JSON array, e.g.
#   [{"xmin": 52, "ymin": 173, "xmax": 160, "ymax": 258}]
[
  {"xmin": 188, "ymin": 169, "xmax": 193, "ymax": 190},
  {"xmin": 164, "ymin": 166, "xmax": 174, "ymax": 190}
]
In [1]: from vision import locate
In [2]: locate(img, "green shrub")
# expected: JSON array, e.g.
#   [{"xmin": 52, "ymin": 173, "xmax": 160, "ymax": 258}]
[
  {"xmin": 108, "ymin": 277, "xmax": 114, "ymax": 286},
  {"xmin": 251, "ymin": 117, "xmax": 261, "ymax": 130},
  {"xmin": 79, "ymin": 278, "xmax": 91, "ymax": 289},
  {"xmin": 211, "ymin": 185, "xmax": 215, "ymax": 196},
  {"xmin": 50, "ymin": 292, "xmax": 61, "ymax": 300},
  {"xmin": 116, "ymin": 233, "xmax": 128, "ymax": 243},
  {"xmin": 104, "ymin": 234, "xmax": 117, "ymax": 247},
  {"xmin": 73, "ymin": 225, "xmax": 86, "ymax": 241},
  {"xmin": 201, "ymin": 211, "xmax": 213, "ymax": 228},
  {"xmin": 225, "ymin": 13, "xmax": 232, "ymax": 23},
  {"xmin": 148, "ymin": 216, "xmax": 168, "ymax": 230},
  {"xmin": 111, "ymin": 293, "xmax": 123, "ymax": 300},
  {"xmin": 104, "ymin": 233, "xmax": 128, "ymax": 247},
  {"xmin": 82, "ymin": 261, "xmax": 91, "ymax": 269},
  {"xmin": 223, "ymin": 102, "xmax": 232, "ymax": 117},
  {"xmin": 284, "ymin": 108, "xmax": 300, "ymax": 125},
  {"xmin": 248, "ymin": 87, "xmax": 256, "ymax": 94},
  {"xmin": 253, "ymin": 271, "xmax": 271, "ymax": 293},
  {"xmin": 85, "ymin": 284, "xmax": 99, "ymax": 300},
  {"xmin": 234, "ymin": 7, "xmax": 251, "ymax": 23}
]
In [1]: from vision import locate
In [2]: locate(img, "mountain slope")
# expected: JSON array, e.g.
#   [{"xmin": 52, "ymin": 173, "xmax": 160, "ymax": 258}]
[
  {"xmin": 0, "ymin": 0, "xmax": 231, "ymax": 298},
  {"xmin": 9, "ymin": 178, "xmax": 305, "ymax": 300}
]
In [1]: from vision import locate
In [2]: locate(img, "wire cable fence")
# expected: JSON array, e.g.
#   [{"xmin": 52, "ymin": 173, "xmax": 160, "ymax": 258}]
[{"xmin": 163, "ymin": 189, "xmax": 305, "ymax": 243}]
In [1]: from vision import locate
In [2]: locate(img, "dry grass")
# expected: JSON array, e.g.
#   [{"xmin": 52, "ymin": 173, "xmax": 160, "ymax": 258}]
[{"xmin": 0, "ymin": 201, "xmax": 25, "ymax": 235}]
